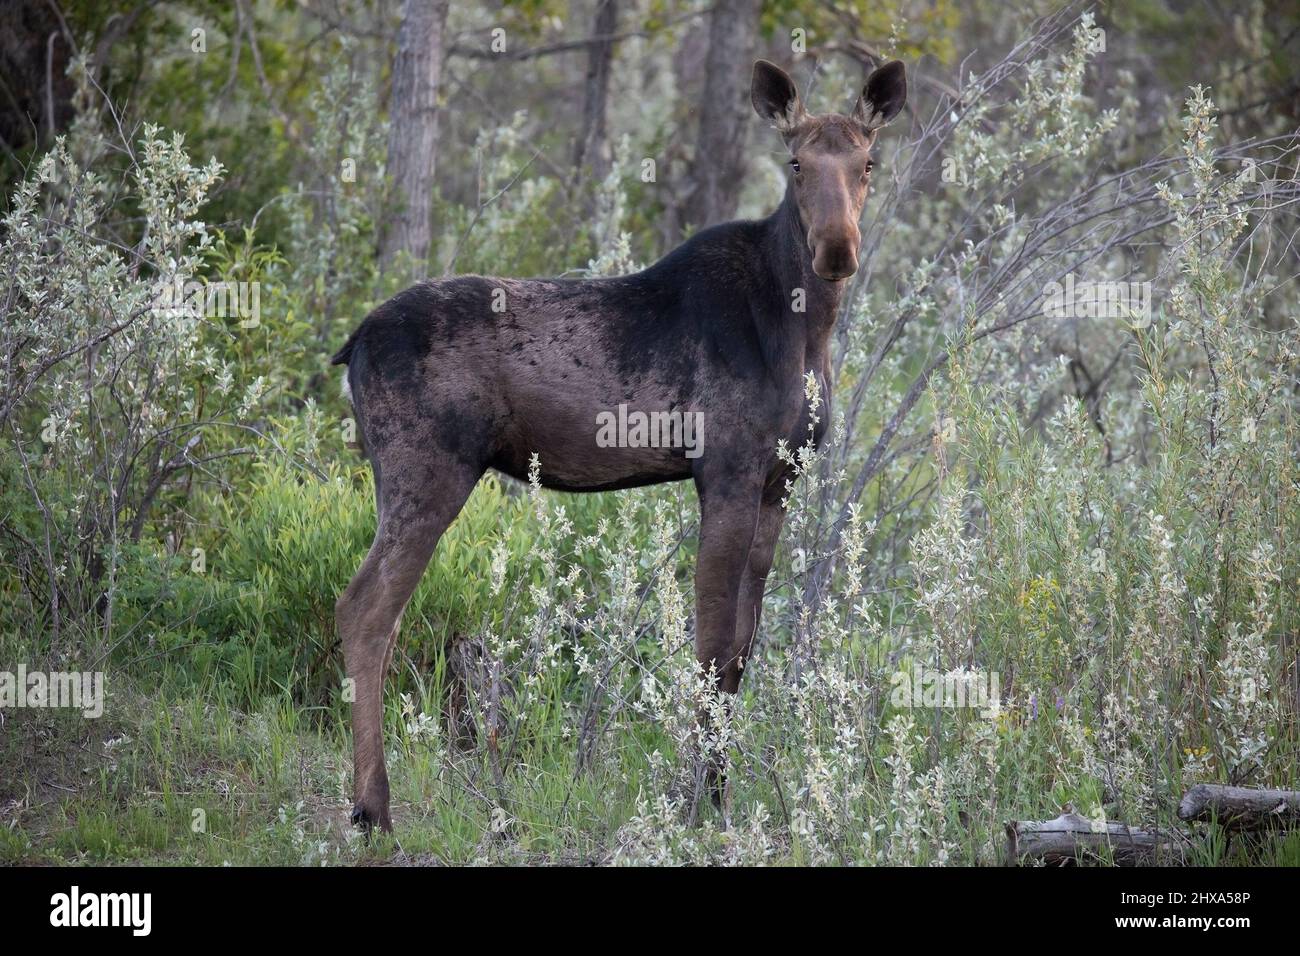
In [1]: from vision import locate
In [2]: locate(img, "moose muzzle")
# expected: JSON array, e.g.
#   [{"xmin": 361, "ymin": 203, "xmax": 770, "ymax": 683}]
[{"xmin": 808, "ymin": 223, "xmax": 861, "ymax": 281}]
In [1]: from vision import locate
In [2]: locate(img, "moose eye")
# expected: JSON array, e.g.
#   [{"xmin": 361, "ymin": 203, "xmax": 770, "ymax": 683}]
[
  {"xmin": 865, "ymin": 160, "xmax": 875, "ymax": 174},
  {"xmin": 789, "ymin": 158, "xmax": 801, "ymax": 173}
]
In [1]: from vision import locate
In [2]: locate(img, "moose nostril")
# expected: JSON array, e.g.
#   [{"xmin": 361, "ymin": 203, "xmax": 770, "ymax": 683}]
[{"xmin": 812, "ymin": 245, "xmax": 859, "ymax": 280}]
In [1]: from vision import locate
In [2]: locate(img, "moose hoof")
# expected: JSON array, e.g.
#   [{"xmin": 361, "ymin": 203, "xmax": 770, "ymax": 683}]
[{"xmin": 350, "ymin": 803, "xmax": 392, "ymax": 837}]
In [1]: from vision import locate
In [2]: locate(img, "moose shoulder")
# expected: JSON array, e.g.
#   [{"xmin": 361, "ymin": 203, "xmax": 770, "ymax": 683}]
[{"xmin": 332, "ymin": 58, "xmax": 907, "ymax": 833}]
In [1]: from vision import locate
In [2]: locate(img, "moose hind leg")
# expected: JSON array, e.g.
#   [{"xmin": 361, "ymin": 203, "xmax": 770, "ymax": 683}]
[{"xmin": 336, "ymin": 459, "xmax": 481, "ymax": 833}]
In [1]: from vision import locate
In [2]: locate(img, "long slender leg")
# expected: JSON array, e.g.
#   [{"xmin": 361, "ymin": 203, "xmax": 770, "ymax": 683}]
[
  {"xmin": 693, "ymin": 479, "xmax": 764, "ymax": 689},
  {"xmin": 336, "ymin": 461, "xmax": 480, "ymax": 833},
  {"xmin": 724, "ymin": 489, "xmax": 787, "ymax": 693},
  {"xmin": 692, "ymin": 470, "xmax": 764, "ymax": 806}
]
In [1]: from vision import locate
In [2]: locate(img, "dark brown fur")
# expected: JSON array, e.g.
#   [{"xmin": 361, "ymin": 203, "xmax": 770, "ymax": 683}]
[{"xmin": 333, "ymin": 59, "xmax": 907, "ymax": 832}]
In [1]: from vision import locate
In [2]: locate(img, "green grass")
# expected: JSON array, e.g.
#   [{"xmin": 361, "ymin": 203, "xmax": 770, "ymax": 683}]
[
  {"xmin": 2, "ymin": 418, "xmax": 1296, "ymax": 867},
  {"xmin": 4, "ymin": 665, "xmax": 1297, "ymax": 866},
  {"xmin": 0, "ymin": 668, "xmax": 660, "ymax": 865}
]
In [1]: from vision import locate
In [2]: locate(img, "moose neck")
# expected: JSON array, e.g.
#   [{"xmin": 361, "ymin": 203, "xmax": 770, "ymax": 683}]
[{"xmin": 765, "ymin": 180, "xmax": 846, "ymax": 347}]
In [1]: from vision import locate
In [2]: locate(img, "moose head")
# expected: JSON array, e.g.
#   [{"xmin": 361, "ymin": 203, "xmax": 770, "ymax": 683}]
[{"xmin": 751, "ymin": 58, "xmax": 907, "ymax": 280}]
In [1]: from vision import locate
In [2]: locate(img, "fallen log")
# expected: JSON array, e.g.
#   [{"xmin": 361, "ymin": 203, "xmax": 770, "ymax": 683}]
[
  {"xmin": 1006, "ymin": 811, "xmax": 1188, "ymax": 866},
  {"xmin": 1178, "ymin": 784, "xmax": 1300, "ymax": 829}
]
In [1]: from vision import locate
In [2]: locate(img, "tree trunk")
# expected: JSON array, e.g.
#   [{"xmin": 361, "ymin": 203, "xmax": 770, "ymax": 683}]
[
  {"xmin": 1178, "ymin": 784, "xmax": 1300, "ymax": 829},
  {"xmin": 680, "ymin": 0, "xmax": 760, "ymax": 231},
  {"xmin": 573, "ymin": 0, "xmax": 618, "ymax": 184},
  {"xmin": 0, "ymin": 0, "xmax": 74, "ymax": 154},
  {"xmin": 1005, "ymin": 812, "xmax": 1188, "ymax": 866},
  {"xmin": 379, "ymin": 0, "xmax": 451, "ymax": 281}
]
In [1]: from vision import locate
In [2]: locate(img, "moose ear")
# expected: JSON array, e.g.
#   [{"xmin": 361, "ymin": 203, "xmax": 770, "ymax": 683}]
[
  {"xmin": 751, "ymin": 59, "xmax": 805, "ymax": 133},
  {"xmin": 853, "ymin": 60, "xmax": 907, "ymax": 131}
]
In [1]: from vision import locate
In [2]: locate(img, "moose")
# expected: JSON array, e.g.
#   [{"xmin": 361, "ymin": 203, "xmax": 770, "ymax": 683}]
[{"xmin": 332, "ymin": 58, "xmax": 907, "ymax": 832}]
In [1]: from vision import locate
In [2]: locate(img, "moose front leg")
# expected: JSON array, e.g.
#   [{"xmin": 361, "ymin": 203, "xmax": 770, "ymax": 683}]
[
  {"xmin": 691, "ymin": 473, "xmax": 764, "ymax": 805},
  {"xmin": 693, "ymin": 479, "xmax": 764, "ymax": 688},
  {"xmin": 726, "ymin": 491, "xmax": 786, "ymax": 693}
]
